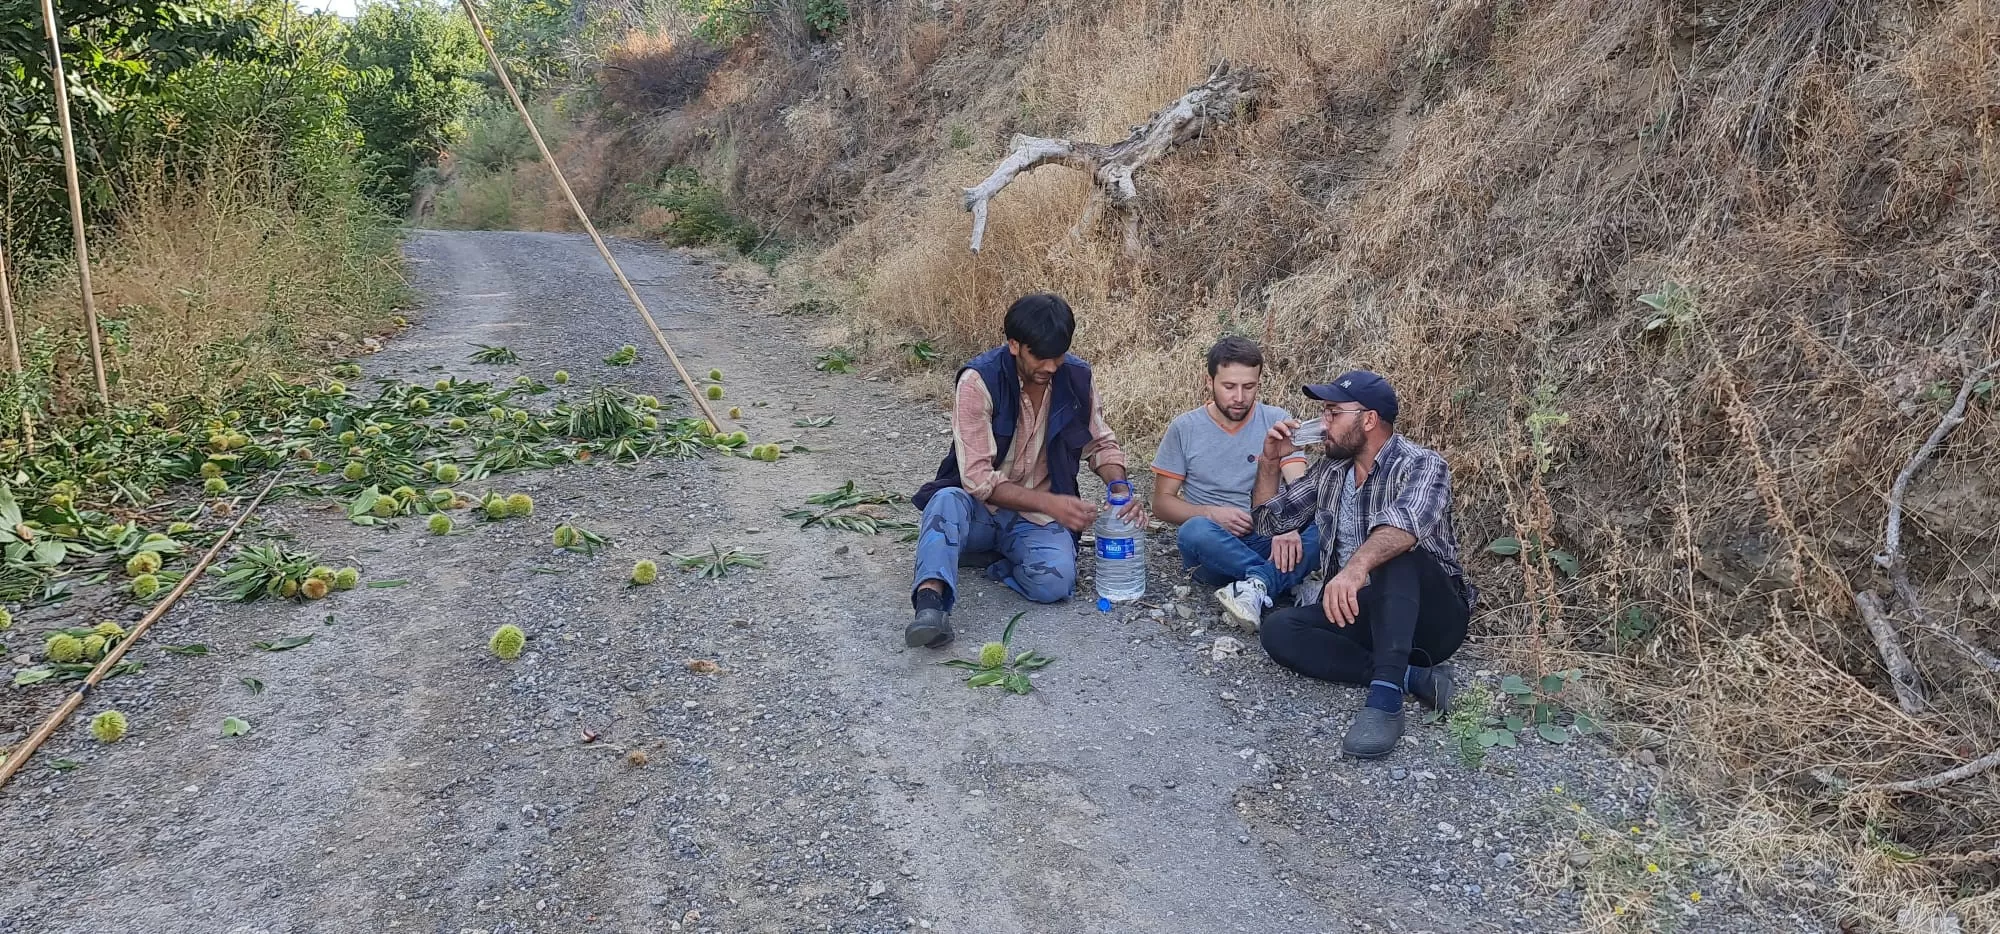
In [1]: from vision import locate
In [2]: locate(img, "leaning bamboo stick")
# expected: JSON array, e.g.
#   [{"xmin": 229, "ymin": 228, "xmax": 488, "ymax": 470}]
[
  {"xmin": 0, "ymin": 472, "xmax": 282, "ymax": 793},
  {"xmin": 38, "ymin": 0, "xmax": 111, "ymax": 406},
  {"xmin": 0, "ymin": 240, "xmax": 32, "ymax": 449},
  {"xmin": 455, "ymin": 0, "xmax": 722, "ymax": 433}
]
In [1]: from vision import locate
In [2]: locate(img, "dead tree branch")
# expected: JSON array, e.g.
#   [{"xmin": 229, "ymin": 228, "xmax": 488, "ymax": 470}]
[
  {"xmin": 1853, "ymin": 591, "xmax": 1927, "ymax": 715},
  {"xmin": 1860, "ymin": 745, "xmax": 2000, "ymax": 795},
  {"xmin": 962, "ymin": 61, "xmax": 1261, "ymax": 254},
  {"xmin": 1854, "ymin": 338, "xmax": 2000, "ymax": 707},
  {"xmin": 1876, "ymin": 346, "xmax": 1999, "ymax": 576}
]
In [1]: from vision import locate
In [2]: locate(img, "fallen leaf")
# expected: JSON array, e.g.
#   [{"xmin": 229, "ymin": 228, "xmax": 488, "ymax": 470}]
[
  {"xmin": 221, "ymin": 717, "xmax": 250, "ymax": 737},
  {"xmin": 685, "ymin": 659, "xmax": 720, "ymax": 674}
]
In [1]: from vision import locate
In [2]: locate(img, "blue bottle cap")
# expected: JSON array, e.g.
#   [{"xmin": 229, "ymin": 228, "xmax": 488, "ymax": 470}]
[{"xmin": 1097, "ymin": 596, "xmax": 1112, "ymax": 612}]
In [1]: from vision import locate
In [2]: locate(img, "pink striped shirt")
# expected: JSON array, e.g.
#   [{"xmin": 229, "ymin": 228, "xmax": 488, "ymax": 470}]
[{"xmin": 953, "ymin": 368, "xmax": 1127, "ymax": 526}]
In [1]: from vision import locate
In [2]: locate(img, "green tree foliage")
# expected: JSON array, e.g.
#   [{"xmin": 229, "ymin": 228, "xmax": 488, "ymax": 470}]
[
  {"xmin": 342, "ymin": 0, "xmax": 485, "ymax": 212},
  {"xmin": 0, "ymin": 0, "xmax": 261, "ymax": 258}
]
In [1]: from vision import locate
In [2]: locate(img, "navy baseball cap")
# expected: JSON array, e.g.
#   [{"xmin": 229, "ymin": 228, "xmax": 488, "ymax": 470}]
[{"xmin": 1304, "ymin": 371, "xmax": 1399, "ymax": 423}]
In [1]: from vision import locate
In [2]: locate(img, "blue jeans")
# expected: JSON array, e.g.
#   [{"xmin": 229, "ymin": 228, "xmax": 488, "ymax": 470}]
[
  {"xmin": 1176, "ymin": 517, "xmax": 1322, "ymax": 594},
  {"xmin": 913, "ymin": 487, "xmax": 1076, "ymax": 610}
]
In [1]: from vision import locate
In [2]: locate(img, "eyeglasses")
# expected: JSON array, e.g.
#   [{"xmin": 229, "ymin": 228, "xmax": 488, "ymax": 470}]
[{"xmin": 1321, "ymin": 405, "xmax": 1367, "ymax": 418}]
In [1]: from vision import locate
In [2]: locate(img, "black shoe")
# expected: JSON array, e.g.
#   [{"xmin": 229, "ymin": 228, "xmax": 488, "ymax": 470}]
[
  {"xmin": 1410, "ymin": 662, "xmax": 1456, "ymax": 713},
  {"xmin": 904, "ymin": 607, "xmax": 954, "ymax": 648},
  {"xmin": 1342, "ymin": 706, "xmax": 1404, "ymax": 759}
]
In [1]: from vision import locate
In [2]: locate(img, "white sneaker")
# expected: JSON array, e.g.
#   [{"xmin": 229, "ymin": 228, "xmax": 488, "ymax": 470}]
[
  {"xmin": 1289, "ymin": 575, "xmax": 1321, "ymax": 608},
  {"xmin": 1214, "ymin": 578, "xmax": 1271, "ymax": 630}
]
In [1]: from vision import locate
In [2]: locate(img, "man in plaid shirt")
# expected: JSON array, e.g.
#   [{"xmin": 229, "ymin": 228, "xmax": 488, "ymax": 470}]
[{"xmin": 1250, "ymin": 371, "xmax": 1477, "ymax": 759}]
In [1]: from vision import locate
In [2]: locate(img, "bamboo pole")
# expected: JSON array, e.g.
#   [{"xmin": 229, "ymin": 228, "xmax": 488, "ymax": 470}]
[
  {"xmin": 0, "ymin": 473, "xmax": 282, "ymax": 793},
  {"xmin": 0, "ymin": 240, "xmax": 32, "ymax": 449},
  {"xmin": 455, "ymin": 0, "xmax": 722, "ymax": 433},
  {"xmin": 38, "ymin": 0, "xmax": 111, "ymax": 406}
]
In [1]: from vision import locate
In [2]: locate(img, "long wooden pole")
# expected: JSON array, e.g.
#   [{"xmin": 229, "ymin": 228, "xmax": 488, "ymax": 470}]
[
  {"xmin": 0, "ymin": 240, "xmax": 33, "ymax": 449},
  {"xmin": 455, "ymin": 0, "xmax": 722, "ymax": 432},
  {"xmin": 0, "ymin": 472, "xmax": 281, "ymax": 793},
  {"xmin": 38, "ymin": 0, "xmax": 111, "ymax": 406}
]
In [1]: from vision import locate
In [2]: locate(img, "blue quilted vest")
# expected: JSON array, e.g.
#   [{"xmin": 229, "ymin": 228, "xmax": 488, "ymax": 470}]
[{"xmin": 913, "ymin": 345, "xmax": 1094, "ymax": 511}]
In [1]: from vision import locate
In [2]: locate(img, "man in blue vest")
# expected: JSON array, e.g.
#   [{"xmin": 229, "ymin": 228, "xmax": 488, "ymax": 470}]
[{"xmin": 907, "ymin": 293, "xmax": 1143, "ymax": 648}]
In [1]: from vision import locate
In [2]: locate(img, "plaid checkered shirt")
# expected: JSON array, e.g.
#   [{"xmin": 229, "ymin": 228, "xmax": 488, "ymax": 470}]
[{"xmin": 1252, "ymin": 433, "xmax": 1476, "ymax": 609}]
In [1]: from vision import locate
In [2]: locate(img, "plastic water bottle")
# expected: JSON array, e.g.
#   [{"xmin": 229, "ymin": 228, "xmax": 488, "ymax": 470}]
[{"xmin": 1093, "ymin": 483, "xmax": 1147, "ymax": 602}]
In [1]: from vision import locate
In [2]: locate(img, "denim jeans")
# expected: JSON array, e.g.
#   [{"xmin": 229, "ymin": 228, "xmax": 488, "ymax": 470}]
[
  {"xmin": 912, "ymin": 487, "xmax": 1076, "ymax": 610},
  {"xmin": 1176, "ymin": 517, "xmax": 1323, "ymax": 594}
]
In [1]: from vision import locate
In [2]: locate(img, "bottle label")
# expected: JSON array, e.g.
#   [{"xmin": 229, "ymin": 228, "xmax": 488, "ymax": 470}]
[{"xmin": 1096, "ymin": 537, "xmax": 1136, "ymax": 560}]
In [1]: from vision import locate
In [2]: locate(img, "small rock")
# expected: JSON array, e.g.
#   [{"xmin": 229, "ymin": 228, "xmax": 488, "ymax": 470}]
[
  {"xmin": 1437, "ymin": 821, "xmax": 1457, "ymax": 836},
  {"xmin": 1391, "ymin": 767, "xmax": 1408, "ymax": 781},
  {"xmin": 1237, "ymin": 834, "xmax": 1251, "ymax": 844},
  {"xmin": 1210, "ymin": 636, "xmax": 1245, "ymax": 661},
  {"xmin": 1494, "ymin": 852, "xmax": 1515, "ymax": 870},
  {"xmin": 1172, "ymin": 585, "xmax": 1190, "ymax": 599},
  {"xmin": 867, "ymin": 881, "xmax": 886, "ymax": 898}
]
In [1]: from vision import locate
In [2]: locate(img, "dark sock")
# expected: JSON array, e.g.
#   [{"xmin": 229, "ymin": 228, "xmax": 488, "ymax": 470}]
[
  {"xmin": 1405, "ymin": 664, "xmax": 1431, "ymax": 694},
  {"xmin": 913, "ymin": 587, "xmax": 946, "ymax": 614},
  {"xmin": 1367, "ymin": 680, "xmax": 1403, "ymax": 713}
]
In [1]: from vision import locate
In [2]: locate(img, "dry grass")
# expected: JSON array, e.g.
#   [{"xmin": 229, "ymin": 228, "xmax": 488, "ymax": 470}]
[
  {"xmin": 480, "ymin": 0, "xmax": 2000, "ymax": 925},
  {"xmin": 11, "ymin": 164, "xmax": 404, "ymax": 409}
]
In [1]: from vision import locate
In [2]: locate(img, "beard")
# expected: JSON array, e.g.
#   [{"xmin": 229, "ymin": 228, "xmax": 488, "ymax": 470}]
[
  {"xmin": 1322, "ymin": 424, "xmax": 1366, "ymax": 460},
  {"xmin": 1216, "ymin": 401, "xmax": 1251, "ymax": 423}
]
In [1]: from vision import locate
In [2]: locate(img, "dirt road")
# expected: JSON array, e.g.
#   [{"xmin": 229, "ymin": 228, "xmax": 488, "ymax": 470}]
[{"xmin": 0, "ymin": 232, "xmax": 1813, "ymax": 934}]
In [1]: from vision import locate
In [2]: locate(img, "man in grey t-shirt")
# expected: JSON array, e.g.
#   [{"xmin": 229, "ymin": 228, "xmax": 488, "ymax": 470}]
[{"xmin": 1150, "ymin": 337, "xmax": 1323, "ymax": 628}]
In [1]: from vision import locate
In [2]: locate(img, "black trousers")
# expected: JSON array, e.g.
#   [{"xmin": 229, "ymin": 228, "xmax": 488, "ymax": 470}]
[{"xmin": 1259, "ymin": 548, "xmax": 1470, "ymax": 688}]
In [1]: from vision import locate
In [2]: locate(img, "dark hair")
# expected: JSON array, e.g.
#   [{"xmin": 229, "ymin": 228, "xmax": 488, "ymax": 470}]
[
  {"xmin": 1003, "ymin": 293, "xmax": 1075, "ymax": 359},
  {"xmin": 1205, "ymin": 335, "xmax": 1264, "ymax": 376}
]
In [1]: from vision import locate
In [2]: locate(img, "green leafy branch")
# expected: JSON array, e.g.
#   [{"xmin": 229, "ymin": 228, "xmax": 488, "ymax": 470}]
[{"xmin": 941, "ymin": 613, "xmax": 1052, "ymax": 694}]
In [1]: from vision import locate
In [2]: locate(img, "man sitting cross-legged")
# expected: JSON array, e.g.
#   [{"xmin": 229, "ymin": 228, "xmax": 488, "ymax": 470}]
[
  {"xmin": 1250, "ymin": 371, "xmax": 1478, "ymax": 759},
  {"xmin": 1150, "ymin": 337, "xmax": 1321, "ymax": 629}
]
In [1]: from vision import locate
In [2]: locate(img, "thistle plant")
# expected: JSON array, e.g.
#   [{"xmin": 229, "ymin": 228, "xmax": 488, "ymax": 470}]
[
  {"xmin": 706, "ymin": 385, "xmax": 723, "ymax": 400},
  {"xmin": 505, "ymin": 493, "xmax": 534, "ymax": 516},
  {"xmin": 126, "ymin": 552, "xmax": 161, "ymax": 577},
  {"xmin": 132, "ymin": 574, "xmax": 161, "ymax": 598},
  {"xmin": 428, "ymin": 514, "xmax": 453, "ymax": 535},
  {"xmin": 332, "ymin": 568, "xmax": 360, "ymax": 590},
  {"xmin": 631, "ymin": 559, "xmax": 658, "ymax": 585},
  {"xmin": 204, "ymin": 477, "xmax": 229, "ymax": 496}
]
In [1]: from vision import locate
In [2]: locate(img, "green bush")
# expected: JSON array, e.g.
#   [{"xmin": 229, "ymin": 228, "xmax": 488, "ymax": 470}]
[{"xmin": 648, "ymin": 168, "xmax": 762, "ymax": 254}]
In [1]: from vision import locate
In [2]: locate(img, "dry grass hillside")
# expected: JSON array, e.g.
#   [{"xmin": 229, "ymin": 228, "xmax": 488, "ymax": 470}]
[{"xmin": 446, "ymin": 1, "xmax": 2000, "ymax": 927}]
